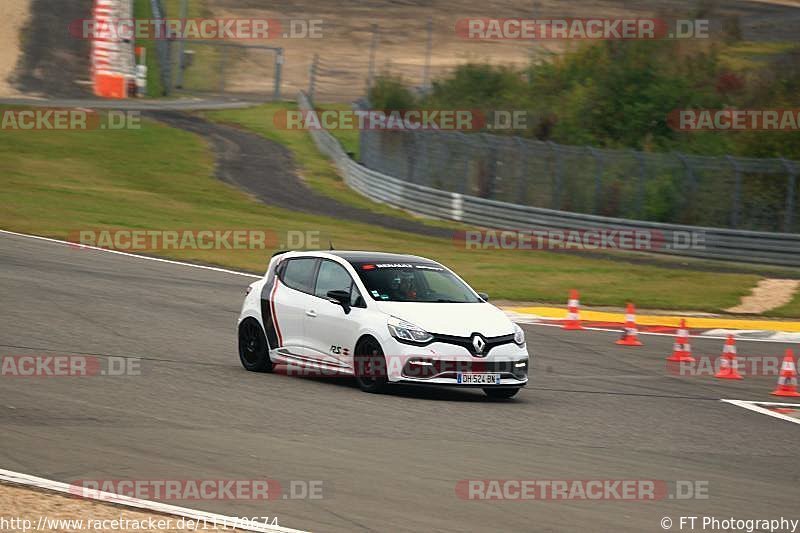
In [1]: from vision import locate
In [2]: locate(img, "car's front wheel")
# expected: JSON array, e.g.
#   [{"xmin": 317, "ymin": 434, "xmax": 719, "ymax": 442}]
[
  {"xmin": 238, "ymin": 318, "xmax": 273, "ymax": 373},
  {"xmin": 354, "ymin": 337, "xmax": 388, "ymax": 393},
  {"xmin": 483, "ymin": 387, "xmax": 520, "ymax": 399}
]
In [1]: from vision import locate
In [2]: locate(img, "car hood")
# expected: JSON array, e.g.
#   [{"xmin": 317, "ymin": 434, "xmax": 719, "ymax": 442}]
[{"xmin": 374, "ymin": 301, "xmax": 515, "ymax": 338}]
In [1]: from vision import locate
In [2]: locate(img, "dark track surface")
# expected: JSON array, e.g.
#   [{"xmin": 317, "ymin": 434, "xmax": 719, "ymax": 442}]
[
  {"xmin": 148, "ymin": 112, "xmax": 452, "ymax": 239},
  {"xmin": 1, "ymin": 231, "xmax": 798, "ymax": 532}
]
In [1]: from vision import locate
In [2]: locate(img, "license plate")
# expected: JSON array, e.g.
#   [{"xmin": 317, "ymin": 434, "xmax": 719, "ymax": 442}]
[{"xmin": 457, "ymin": 373, "xmax": 500, "ymax": 385}]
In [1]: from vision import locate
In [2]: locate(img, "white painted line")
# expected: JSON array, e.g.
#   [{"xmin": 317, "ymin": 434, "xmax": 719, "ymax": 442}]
[
  {"xmin": 0, "ymin": 229, "xmax": 261, "ymax": 279},
  {"xmin": 720, "ymin": 399, "xmax": 800, "ymax": 425},
  {"xmin": 0, "ymin": 469, "xmax": 307, "ymax": 533}
]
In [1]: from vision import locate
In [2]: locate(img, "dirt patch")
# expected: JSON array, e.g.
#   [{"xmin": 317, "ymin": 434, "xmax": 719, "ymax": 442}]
[
  {"xmin": 0, "ymin": 0, "xmax": 31, "ymax": 96},
  {"xmin": 726, "ymin": 279, "xmax": 800, "ymax": 314},
  {"xmin": 12, "ymin": 0, "xmax": 93, "ymax": 97},
  {"xmin": 0, "ymin": 482, "xmax": 242, "ymax": 532}
]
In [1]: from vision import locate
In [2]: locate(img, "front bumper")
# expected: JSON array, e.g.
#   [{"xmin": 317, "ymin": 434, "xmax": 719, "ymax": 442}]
[{"xmin": 380, "ymin": 338, "xmax": 530, "ymax": 387}]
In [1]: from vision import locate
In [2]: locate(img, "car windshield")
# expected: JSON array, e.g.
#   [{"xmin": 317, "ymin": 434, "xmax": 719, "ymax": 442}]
[{"xmin": 353, "ymin": 262, "xmax": 481, "ymax": 303}]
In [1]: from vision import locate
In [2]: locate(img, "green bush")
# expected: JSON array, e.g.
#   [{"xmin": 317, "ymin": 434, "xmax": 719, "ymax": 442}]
[{"xmin": 368, "ymin": 75, "xmax": 416, "ymax": 110}]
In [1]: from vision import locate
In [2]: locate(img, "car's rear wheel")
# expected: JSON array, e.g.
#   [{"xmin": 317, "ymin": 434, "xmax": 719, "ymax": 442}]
[
  {"xmin": 238, "ymin": 319, "xmax": 273, "ymax": 373},
  {"xmin": 483, "ymin": 387, "xmax": 520, "ymax": 399},
  {"xmin": 354, "ymin": 337, "xmax": 388, "ymax": 393}
]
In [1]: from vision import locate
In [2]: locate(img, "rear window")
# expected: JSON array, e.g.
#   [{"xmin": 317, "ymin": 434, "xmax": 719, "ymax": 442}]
[{"xmin": 280, "ymin": 258, "xmax": 318, "ymax": 294}]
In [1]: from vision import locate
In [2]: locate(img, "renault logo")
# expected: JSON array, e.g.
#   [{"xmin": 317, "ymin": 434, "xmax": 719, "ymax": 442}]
[{"xmin": 471, "ymin": 334, "xmax": 486, "ymax": 355}]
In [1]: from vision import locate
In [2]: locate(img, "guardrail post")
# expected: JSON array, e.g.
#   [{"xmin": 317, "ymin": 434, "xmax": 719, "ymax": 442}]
[
  {"xmin": 675, "ymin": 152, "xmax": 696, "ymax": 219},
  {"xmin": 726, "ymin": 155, "xmax": 742, "ymax": 229},
  {"xmin": 548, "ymin": 141, "xmax": 561, "ymax": 209},
  {"xmin": 482, "ymin": 134, "xmax": 497, "ymax": 199},
  {"xmin": 365, "ymin": 24, "xmax": 379, "ymax": 94},
  {"xmin": 218, "ymin": 44, "xmax": 227, "ymax": 93},
  {"xmin": 406, "ymin": 131, "xmax": 419, "ymax": 184},
  {"xmin": 273, "ymin": 48, "xmax": 283, "ymax": 100},
  {"xmin": 174, "ymin": 0, "xmax": 188, "ymax": 88},
  {"xmin": 308, "ymin": 53, "xmax": 318, "ymax": 104},
  {"xmin": 516, "ymin": 137, "xmax": 529, "ymax": 204},
  {"xmin": 781, "ymin": 158, "xmax": 797, "ymax": 233},
  {"xmin": 422, "ymin": 17, "xmax": 433, "ymax": 93},
  {"xmin": 633, "ymin": 150, "xmax": 645, "ymax": 218},
  {"xmin": 588, "ymin": 147, "xmax": 603, "ymax": 214}
]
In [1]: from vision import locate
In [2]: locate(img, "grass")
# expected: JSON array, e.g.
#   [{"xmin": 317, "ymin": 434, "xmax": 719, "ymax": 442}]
[
  {"xmin": 2, "ymin": 105, "xmax": 798, "ymax": 314},
  {"xmin": 719, "ymin": 41, "xmax": 797, "ymax": 71}
]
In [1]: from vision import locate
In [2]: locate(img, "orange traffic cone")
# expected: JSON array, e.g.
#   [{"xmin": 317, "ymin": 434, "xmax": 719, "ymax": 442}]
[
  {"xmin": 771, "ymin": 349, "xmax": 800, "ymax": 397},
  {"xmin": 563, "ymin": 289, "xmax": 584, "ymax": 331},
  {"xmin": 667, "ymin": 319, "xmax": 694, "ymax": 362},
  {"xmin": 616, "ymin": 303, "xmax": 642, "ymax": 346},
  {"xmin": 715, "ymin": 335, "xmax": 742, "ymax": 380}
]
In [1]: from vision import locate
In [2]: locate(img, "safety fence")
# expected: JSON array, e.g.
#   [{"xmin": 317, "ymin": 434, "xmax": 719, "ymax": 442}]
[
  {"xmin": 298, "ymin": 92, "xmax": 800, "ymax": 267},
  {"xmin": 358, "ymin": 120, "xmax": 800, "ymax": 235},
  {"xmin": 91, "ymin": 0, "xmax": 136, "ymax": 98}
]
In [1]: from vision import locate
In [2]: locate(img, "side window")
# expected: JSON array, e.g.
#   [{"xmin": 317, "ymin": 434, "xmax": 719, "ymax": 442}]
[
  {"xmin": 280, "ymin": 258, "xmax": 318, "ymax": 294},
  {"xmin": 315, "ymin": 260, "xmax": 354, "ymax": 298},
  {"xmin": 350, "ymin": 282, "xmax": 366, "ymax": 308}
]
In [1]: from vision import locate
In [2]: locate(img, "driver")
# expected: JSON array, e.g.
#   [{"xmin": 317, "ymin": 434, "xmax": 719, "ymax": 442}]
[{"xmin": 390, "ymin": 270, "xmax": 417, "ymax": 300}]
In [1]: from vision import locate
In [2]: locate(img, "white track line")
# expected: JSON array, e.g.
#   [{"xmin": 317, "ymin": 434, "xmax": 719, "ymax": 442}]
[
  {"xmin": 0, "ymin": 229, "xmax": 261, "ymax": 279},
  {"xmin": 720, "ymin": 399, "xmax": 800, "ymax": 425},
  {"xmin": 0, "ymin": 469, "xmax": 307, "ymax": 533},
  {"xmin": 2, "ymin": 229, "xmax": 798, "ymax": 344}
]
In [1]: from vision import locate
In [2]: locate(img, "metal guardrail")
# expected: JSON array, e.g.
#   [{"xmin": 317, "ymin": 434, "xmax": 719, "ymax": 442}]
[{"xmin": 298, "ymin": 92, "xmax": 800, "ymax": 267}]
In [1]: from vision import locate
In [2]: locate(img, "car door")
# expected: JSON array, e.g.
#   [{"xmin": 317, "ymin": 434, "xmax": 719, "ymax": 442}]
[
  {"xmin": 306, "ymin": 259, "xmax": 367, "ymax": 369},
  {"xmin": 272, "ymin": 257, "xmax": 319, "ymax": 359}
]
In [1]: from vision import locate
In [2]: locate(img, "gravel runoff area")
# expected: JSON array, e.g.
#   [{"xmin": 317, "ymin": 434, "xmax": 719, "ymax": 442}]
[
  {"xmin": 726, "ymin": 279, "xmax": 800, "ymax": 314},
  {"xmin": 0, "ymin": 482, "xmax": 259, "ymax": 533},
  {"xmin": 0, "ymin": 0, "xmax": 31, "ymax": 96}
]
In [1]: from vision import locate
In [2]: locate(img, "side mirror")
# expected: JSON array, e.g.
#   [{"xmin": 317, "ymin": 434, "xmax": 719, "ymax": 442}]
[
  {"xmin": 326, "ymin": 290, "xmax": 352, "ymax": 314},
  {"xmin": 477, "ymin": 292, "xmax": 490, "ymax": 302}
]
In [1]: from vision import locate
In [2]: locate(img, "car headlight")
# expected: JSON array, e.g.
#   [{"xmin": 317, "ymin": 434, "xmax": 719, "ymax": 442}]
[
  {"xmin": 387, "ymin": 317, "xmax": 434, "ymax": 344},
  {"xmin": 513, "ymin": 323, "xmax": 526, "ymax": 346}
]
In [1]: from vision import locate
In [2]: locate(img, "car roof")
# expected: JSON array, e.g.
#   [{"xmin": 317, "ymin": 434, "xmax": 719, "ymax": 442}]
[{"xmin": 282, "ymin": 250, "xmax": 439, "ymax": 265}]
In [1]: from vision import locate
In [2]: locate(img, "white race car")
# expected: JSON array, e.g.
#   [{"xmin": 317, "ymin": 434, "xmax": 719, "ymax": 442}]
[{"xmin": 237, "ymin": 251, "xmax": 530, "ymax": 398}]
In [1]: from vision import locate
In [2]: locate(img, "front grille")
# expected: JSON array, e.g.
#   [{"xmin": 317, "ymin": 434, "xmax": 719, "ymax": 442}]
[{"xmin": 430, "ymin": 333, "xmax": 516, "ymax": 357}]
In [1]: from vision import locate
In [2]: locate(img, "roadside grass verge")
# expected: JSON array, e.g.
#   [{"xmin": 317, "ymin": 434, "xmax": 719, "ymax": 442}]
[{"xmin": 0, "ymin": 105, "xmax": 788, "ymax": 314}]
